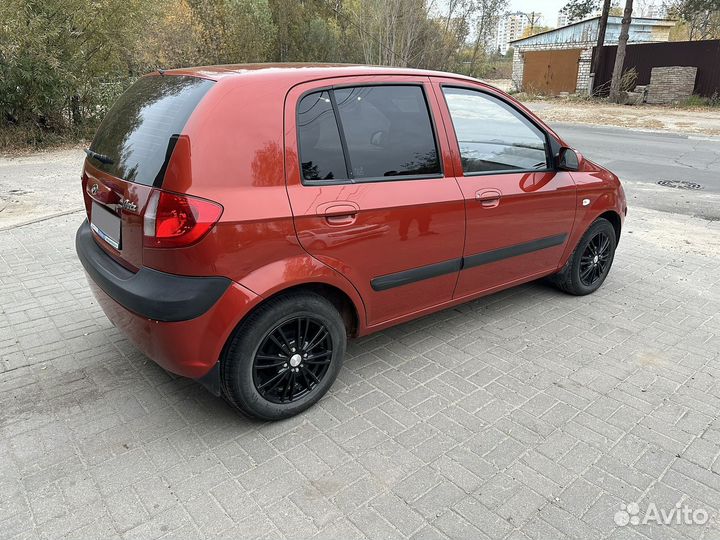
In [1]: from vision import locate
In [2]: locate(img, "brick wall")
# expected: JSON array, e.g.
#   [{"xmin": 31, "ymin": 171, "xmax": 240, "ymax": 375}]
[
  {"xmin": 576, "ymin": 48, "xmax": 593, "ymax": 93},
  {"xmin": 511, "ymin": 49, "xmax": 524, "ymax": 91},
  {"xmin": 646, "ymin": 66, "xmax": 698, "ymax": 104}
]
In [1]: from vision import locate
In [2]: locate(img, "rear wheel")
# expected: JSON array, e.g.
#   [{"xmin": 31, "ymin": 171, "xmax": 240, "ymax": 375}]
[
  {"xmin": 552, "ymin": 218, "xmax": 617, "ymax": 296},
  {"xmin": 221, "ymin": 292, "xmax": 346, "ymax": 420}
]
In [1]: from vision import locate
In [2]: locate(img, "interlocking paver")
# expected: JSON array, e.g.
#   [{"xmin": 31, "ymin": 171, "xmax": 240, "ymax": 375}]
[{"xmin": 2, "ymin": 206, "xmax": 720, "ymax": 539}]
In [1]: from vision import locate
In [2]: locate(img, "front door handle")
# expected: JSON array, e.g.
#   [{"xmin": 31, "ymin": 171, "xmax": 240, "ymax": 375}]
[{"xmin": 476, "ymin": 189, "xmax": 502, "ymax": 208}]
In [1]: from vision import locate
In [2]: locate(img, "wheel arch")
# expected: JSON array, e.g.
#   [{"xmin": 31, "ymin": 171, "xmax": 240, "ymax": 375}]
[
  {"xmin": 264, "ymin": 282, "xmax": 360, "ymax": 338},
  {"xmin": 228, "ymin": 280, "xmax": 362, "ymax": 345},
  {"xmin": 558, "ymin": 205, "xmax": 622, "ymax": 271},
  {"xmin": 597, "ymin": 210, "xmax": 622, "ymax": 244}
]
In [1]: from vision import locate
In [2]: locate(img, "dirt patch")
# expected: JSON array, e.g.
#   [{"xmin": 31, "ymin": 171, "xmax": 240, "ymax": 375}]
[
  {"xmin": 0, "ymin": 148, "xmax": 86, "ymax": 229},
  {"xmin": 523, "ymin": 100, "xmax": 720, "ymax": 137}
]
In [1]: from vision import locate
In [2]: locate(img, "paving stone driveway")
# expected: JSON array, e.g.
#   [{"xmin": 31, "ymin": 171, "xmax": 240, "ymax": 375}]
[{"xmin": 1, "ymin": 208, "xmax": 720, "ymax": 540}]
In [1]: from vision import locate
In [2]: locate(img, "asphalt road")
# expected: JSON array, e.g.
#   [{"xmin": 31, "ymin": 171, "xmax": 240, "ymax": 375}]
[{"xmin": 551, "ymin": 122, "xmax": 720, "ymax": 221}]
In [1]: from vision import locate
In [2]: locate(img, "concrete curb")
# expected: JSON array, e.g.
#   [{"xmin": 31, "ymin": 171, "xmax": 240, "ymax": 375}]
[{"xmin": 0, "ymin": 207, "xmax": 84, "ymax": 232}]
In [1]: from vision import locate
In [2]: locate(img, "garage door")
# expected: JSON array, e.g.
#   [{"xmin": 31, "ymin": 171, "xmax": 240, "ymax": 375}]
[{"xmin": 522, "ymin": 49, "xmax": 582, "ymax": 95}]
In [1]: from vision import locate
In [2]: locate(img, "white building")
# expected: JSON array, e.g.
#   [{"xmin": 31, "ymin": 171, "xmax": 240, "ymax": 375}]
[
  {"xmin": 557, "ymin": 11, "xmax": 569, "ymax": 28},
  {"xmin": 493, "ymin": 12, "xmax": 533, "ymax": 55},
  {"xmin": 640, "ymin": 2, "xmax": 668, "ymax": 18}
]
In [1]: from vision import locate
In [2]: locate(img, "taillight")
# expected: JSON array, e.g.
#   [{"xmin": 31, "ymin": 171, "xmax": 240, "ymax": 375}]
[{"xmin": 143, "ymin": 189, "xmax": 223, "ymax": 248}]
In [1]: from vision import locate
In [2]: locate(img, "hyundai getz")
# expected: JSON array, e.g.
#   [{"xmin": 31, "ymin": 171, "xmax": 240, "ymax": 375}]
[{"xmin": 76, "ymin": 64, "xmax": 626, "ymax": 420}]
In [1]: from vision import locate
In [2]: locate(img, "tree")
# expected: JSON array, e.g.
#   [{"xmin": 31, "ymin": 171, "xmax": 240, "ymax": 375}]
[
  {"xmin": 187, "ymin": 0, "xmax": 276, "ymax": 64},
  {"xmin": 1, "ymin": 0, "xmax": 518, "ymax": 145},
  {"xmin": 590, "ymin": 0, "xmax": 611, "ymax": 94},
  {"xmin": 609, "ymin": 0, "xmax": 633, "ymax": 102},
  {"xmin": 467, "ymin": 0, "xmax": 508, "ymax": 76},
  {"xmin": 0, "ymin": 0, "xmax": 155, "ymax": 129},
  {"xmin": 269, "ymin": 0, "xmax": 348, "ymax": 63},
  {"xmin": 560, "ymin": 0, "xmax": 599, "ymax": 22},
  {"xmin": 667, "ymin": 0, "xmax": 720, "ymax": 40}
]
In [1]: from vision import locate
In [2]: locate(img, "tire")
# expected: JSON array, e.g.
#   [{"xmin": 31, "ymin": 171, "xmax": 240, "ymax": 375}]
[
  {"xmin": 220, "ymin": 292, "xmax": 346, "ymax": 420},
  {"xmin": 552, "ymin": 218, "xmax": 617, "ymax": 296}
]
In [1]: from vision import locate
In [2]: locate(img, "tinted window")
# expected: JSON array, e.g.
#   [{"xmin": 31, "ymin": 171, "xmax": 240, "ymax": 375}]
[
  {"xmin": 297, "ymin": 91, "xmax": 347, "ymax": 181},
  {"xmin": 443, "ymin": 87, "xmax": 548, "ymax": 174},
  {"xmin": 89, "ymin": 75, "xmax": 214, "ymax": 186},
  {"xmin": 335, "ymin": 86, "xmax": 440, "ymax": 179}
]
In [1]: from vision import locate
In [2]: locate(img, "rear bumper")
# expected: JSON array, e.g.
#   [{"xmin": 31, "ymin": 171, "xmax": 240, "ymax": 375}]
[
  {"xmin": 76, "ymin": 220, "xmax": 231, "ymax": 322},
  {"xmin": 76, "ymin": 220, "xmax": 258, "ymax": 384}
]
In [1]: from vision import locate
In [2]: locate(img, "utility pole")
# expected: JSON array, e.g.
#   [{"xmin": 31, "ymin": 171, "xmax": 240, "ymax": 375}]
[
  {"xmin": 590, "ymin": 0, "xmax": 612, "ymax": 95},
  {"xmin": 521, "ymin": 11, "xmax": 540, "ymax": 35},
  {"xmin": 609, "ymin": 0, "xmax": 634, "ymax": 103}
]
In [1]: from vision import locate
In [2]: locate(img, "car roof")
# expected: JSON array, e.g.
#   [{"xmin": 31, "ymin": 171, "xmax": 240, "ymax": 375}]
[{"xmin": 158, "ymin": 63, "xmax": 482, "ymax": 85}]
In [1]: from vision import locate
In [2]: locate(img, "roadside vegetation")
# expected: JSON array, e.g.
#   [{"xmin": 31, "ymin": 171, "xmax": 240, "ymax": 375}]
[
  {"xmin": 2, "ymin": 0, "xmax": 717, "ymax": 151},
  {"xmin": 680, "ymin": 92, "xmax": 720, "ymax": 108},
  {"xmin": 0, "ymin": 0, "xmax": 512, "ymax": 151}
]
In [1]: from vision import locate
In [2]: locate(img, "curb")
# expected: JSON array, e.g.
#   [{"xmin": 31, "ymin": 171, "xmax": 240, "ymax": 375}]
[{"xmin": 0, "ymin": 208, "xmax": 85, "ymax": 232}]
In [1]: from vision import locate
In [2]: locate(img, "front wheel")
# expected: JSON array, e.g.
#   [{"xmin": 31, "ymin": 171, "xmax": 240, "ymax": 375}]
[
  {"xmin": 552, "ymin": 218, "xmax": 617, "ymax": 296},
  {"xmin": 221, "ymin": 292, "xmax": 346, "ymax": 420}
]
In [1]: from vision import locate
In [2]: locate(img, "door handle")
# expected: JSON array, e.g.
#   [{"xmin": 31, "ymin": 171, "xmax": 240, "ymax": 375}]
[
  {"xmin": 325, "ymin": 214, "xmax": 356, "ymax": 225},
  {"xmin": 476, "ymin": 189, "xmax": 502, "ymax": 208},
  {"xmin": 316, "ymin": 202, "xmax": 359, "ymax": 225},
  {"xmin": 317, "ymin": 202, "xmax": 358, "ymax": 225}
]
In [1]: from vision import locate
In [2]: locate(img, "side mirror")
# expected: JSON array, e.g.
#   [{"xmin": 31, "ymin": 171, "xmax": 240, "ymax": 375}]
[{"xmin": 556, "ymin": 147, "xmax": 579, "ymax": 171}]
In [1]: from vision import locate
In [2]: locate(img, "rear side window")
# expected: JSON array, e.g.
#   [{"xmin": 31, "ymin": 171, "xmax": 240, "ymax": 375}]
[
  {"xmin": 297, "ymin": 91, "xmax": 347, "ymax": 181},
  {"xmin": 442, "ymin": 87, "xmax": 548, "ymax": 174},
  {"xmin": 89, "ymin": 75, "xmax": 214, "ymax": 186},
  {"xmin": 297, "ymin": 85, "xmax": 441, "ymax": 183}
]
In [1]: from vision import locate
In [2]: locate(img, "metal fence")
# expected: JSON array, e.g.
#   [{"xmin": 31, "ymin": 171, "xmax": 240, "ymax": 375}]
[{"xmin": 593, "ymin": 39, "xmax": 720, "ymax": 97}]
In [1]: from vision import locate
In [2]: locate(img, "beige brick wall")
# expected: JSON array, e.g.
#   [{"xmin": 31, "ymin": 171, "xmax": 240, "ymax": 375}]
[{"xmin": 646, "ymin": 66, "xmax": 698, "ymax": 104}]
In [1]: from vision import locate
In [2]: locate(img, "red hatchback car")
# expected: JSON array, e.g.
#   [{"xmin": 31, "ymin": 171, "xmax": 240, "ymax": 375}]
[{"xmin": 76, "ymin": 64, "xmax": 626, "ymax": 419}]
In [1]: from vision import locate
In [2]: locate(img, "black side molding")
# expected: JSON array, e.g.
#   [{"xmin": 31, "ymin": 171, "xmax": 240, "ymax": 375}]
[
  {"xmin": 76, "ymin": 220, "xmax": 231, "ymax": 322},
  {"xmin": 371, "ymin": 258, "xmax": 462, "ymax": 291},
  {"xmin": 371, "ymin": 233, "xmax": 568, "ymax": 291},
  {"xmin": 463, "ymin": 234, "xmax": 567, "ymax": 269}
]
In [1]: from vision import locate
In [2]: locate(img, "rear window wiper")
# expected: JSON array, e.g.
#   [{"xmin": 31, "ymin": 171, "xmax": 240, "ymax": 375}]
[{"xmin": 84, "ymin": 148, "xmax": 114, "ymax": 165}]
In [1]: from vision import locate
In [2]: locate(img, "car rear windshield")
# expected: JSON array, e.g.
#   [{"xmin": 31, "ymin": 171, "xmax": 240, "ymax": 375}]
[{"xmin": 88, "ymin": 75, "xmax": 214, "ymax": 186}]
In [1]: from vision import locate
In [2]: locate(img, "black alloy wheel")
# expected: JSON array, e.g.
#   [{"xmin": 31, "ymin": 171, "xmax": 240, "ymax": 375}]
[
  {"xmin": 551, "ymin": 217, "xmax": 617, "ymax": 296},
  {"xmin": 579, "ymin": 231, "xmax": 611, "ymax": 286},
  {"xmin": 252, "ymin": 317, "xmax": 333, "ymax": 404},
  {"xmin": 221, "ymin": 292, "xmax": 346, "ymax": 420}
]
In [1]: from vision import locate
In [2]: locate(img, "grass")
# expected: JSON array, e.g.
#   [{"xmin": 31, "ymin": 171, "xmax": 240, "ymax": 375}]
[
  {"xmin": 678, "ymin": 93, "xmax": 720, "ymax": 109},
  {"xmin": 0, "ymin": 124, "xmax": 92, "ymax": 155}
]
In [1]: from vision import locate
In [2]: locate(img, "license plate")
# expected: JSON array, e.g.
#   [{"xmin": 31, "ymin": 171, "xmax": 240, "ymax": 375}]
[{"xmin": 90, "ymin": 202, "xmax": 121, "ymax": 250}]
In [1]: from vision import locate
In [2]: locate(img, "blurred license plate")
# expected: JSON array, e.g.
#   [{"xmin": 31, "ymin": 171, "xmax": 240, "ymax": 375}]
[{"xmin": 90, "ymin": 202, "xmax": 121, "ymax": 250}]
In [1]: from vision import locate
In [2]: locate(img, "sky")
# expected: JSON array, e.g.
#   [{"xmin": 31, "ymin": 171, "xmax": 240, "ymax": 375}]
[{"xmin": 509, "ymin": 0, "xmax": 569, "ymax": 27}]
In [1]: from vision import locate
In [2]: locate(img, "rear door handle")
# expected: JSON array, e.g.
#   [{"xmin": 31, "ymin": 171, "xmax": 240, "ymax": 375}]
[
  {"xmin": 476, "ymin": 189, "xmax": 502, "ymax": 208},
  {"xmin": 325, "ymin": 214, "xmax": 356, "ymax": 225},
  {"xmin": 316, "ymin": 202, "xmax": 359, "ymax": 225}
]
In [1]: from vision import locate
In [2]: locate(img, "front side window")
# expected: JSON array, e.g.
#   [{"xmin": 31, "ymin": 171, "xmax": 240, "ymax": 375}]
[
  {"xmin": 442, "ymin": 87, "xmax": 548, "ymax": 174},
  {"xmin": 297, "ymin": 85, "xmax": 441, "ymax": 183}
]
